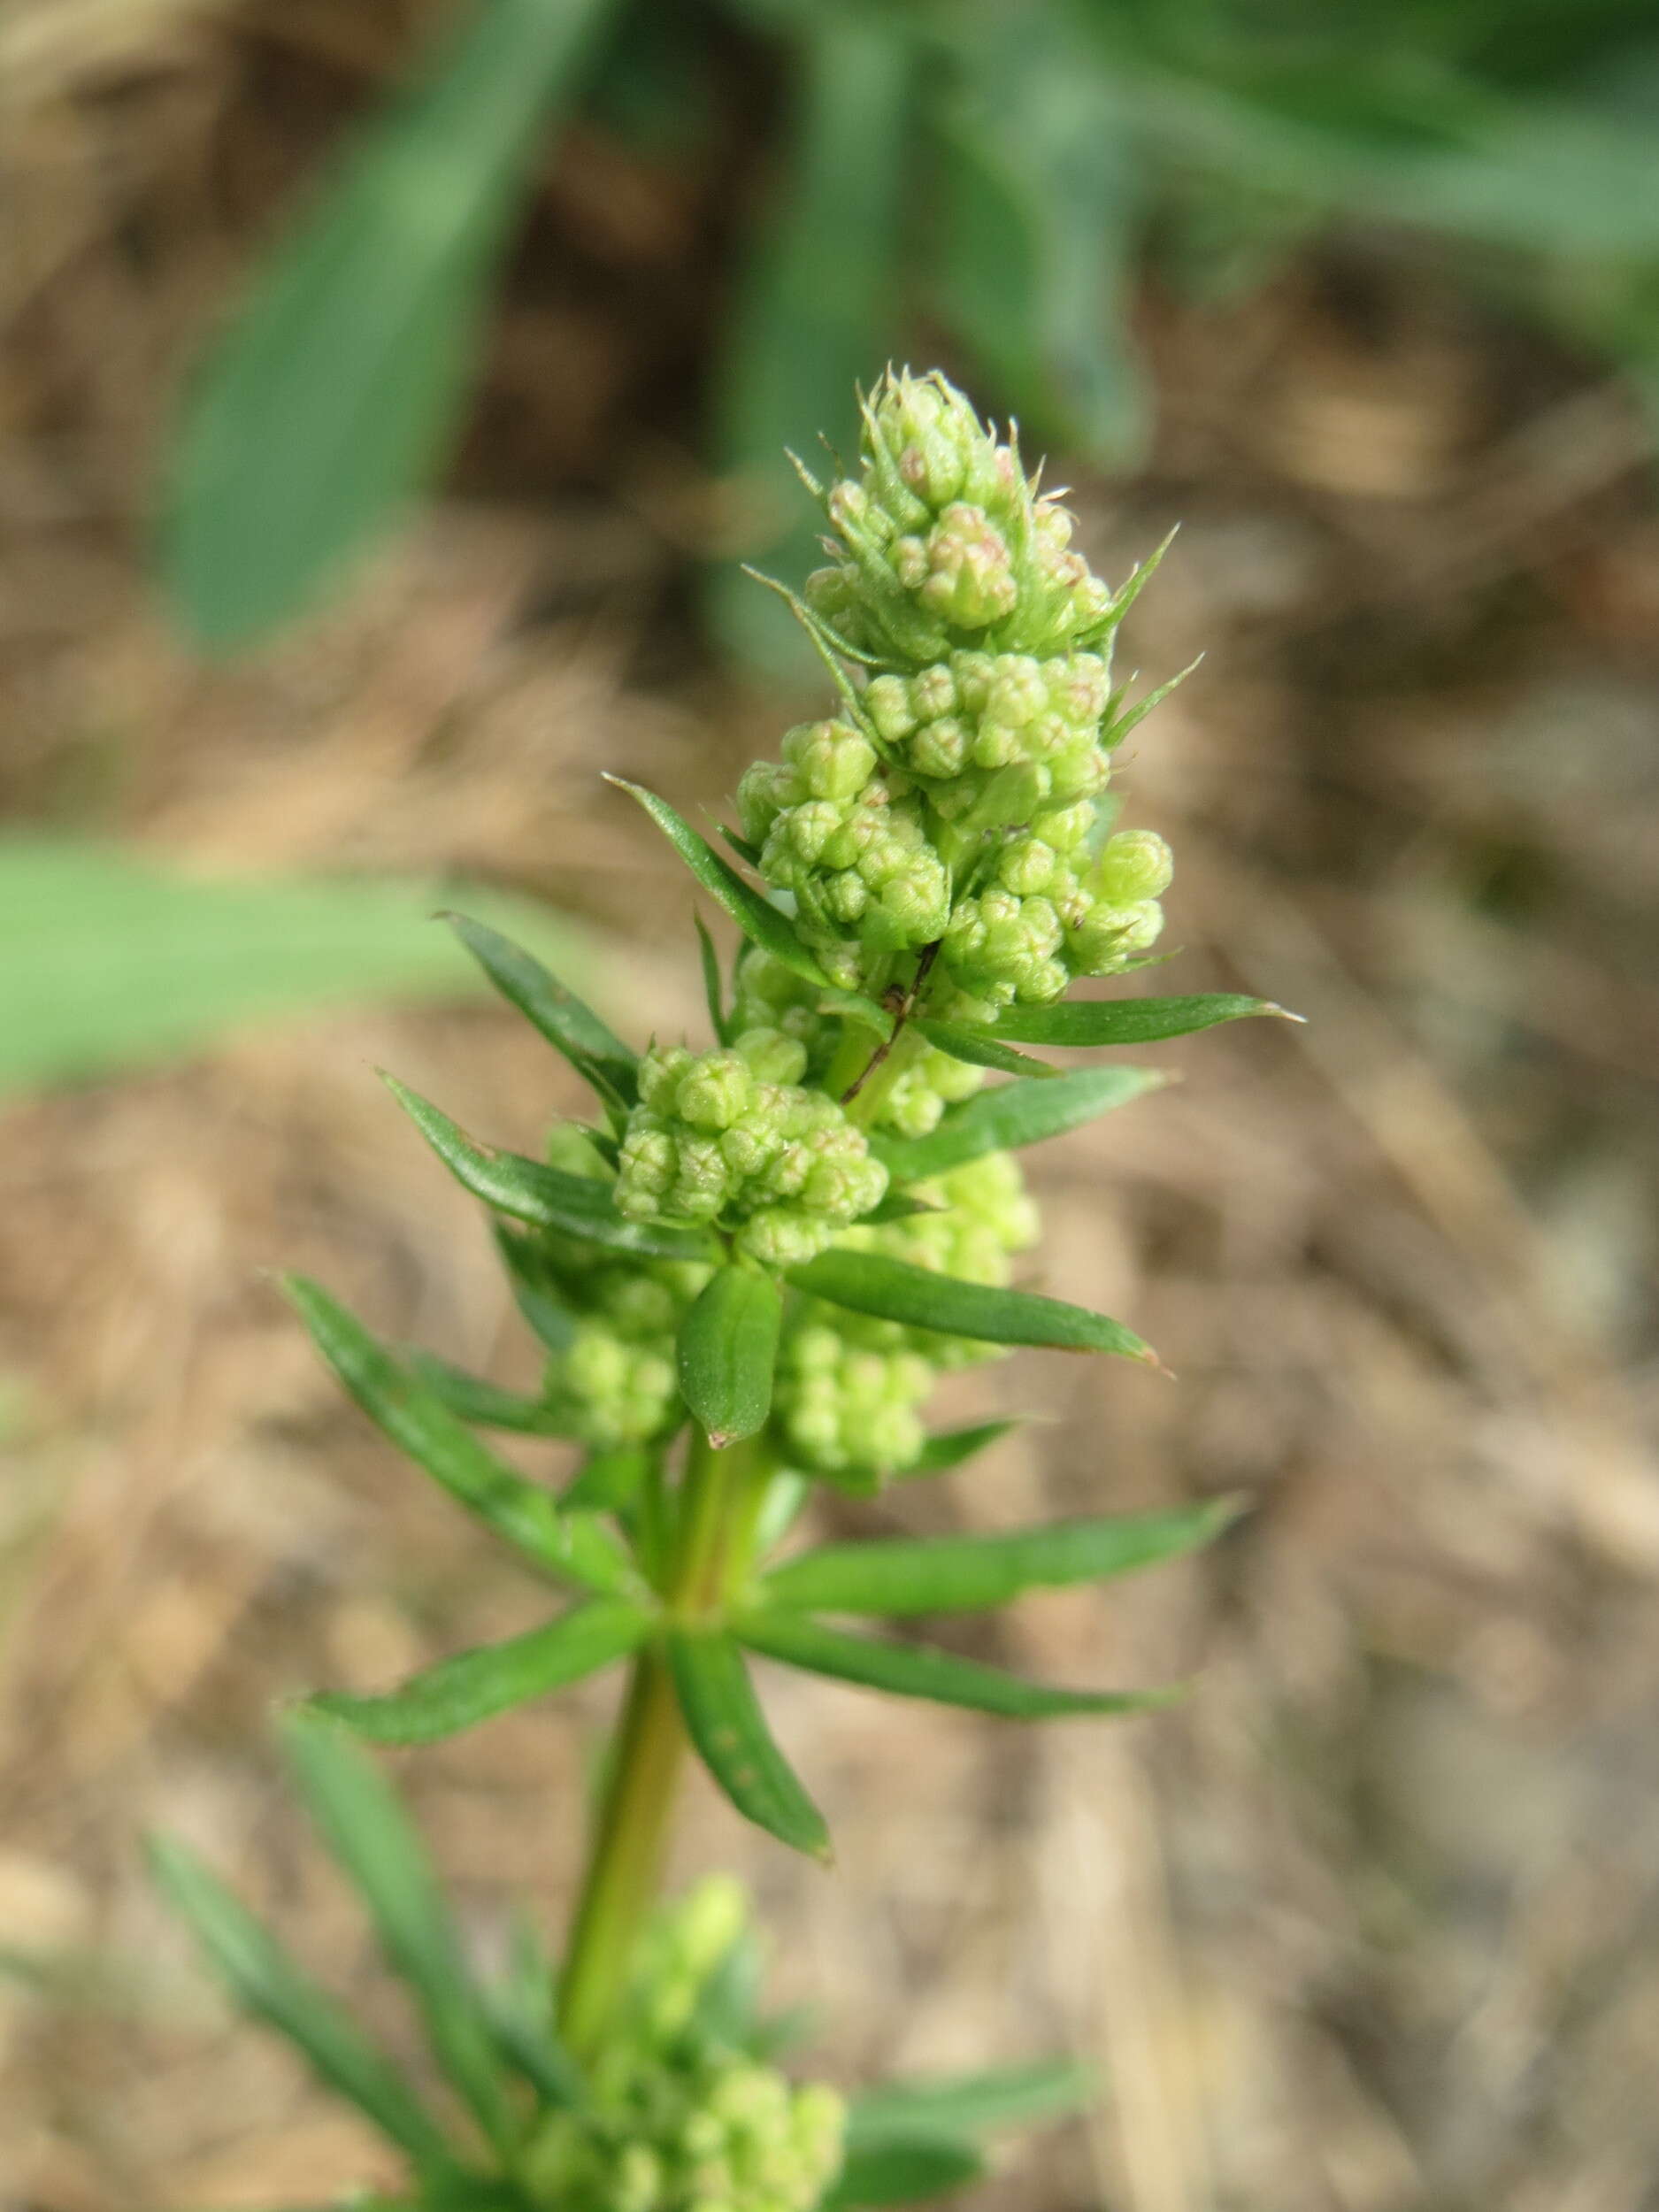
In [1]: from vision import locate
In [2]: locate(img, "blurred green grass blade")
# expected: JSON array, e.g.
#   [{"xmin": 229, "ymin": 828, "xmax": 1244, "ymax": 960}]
[
  {"xmin": 162, "ymin": 0, "xmax": 617, "ymax": 649},
  {"xmin": 667, "ymin": 1628, "xmax": 830, "ymax": 1860},
  {"xmin": 677, "ymin": 1266, "xmax": 781, "ymax": 1448},
  {"xmin": 147, "ymin": 1834, "xmax": 455, "ymax": 2170},
  {"xmin": 307, "ymin": 1601, "xmax": 651, "ymax": 1744},
  {"xmin": 283, "ymin": 1274, "xmax": 637, "ymax": 1594},
  {"xmin": 786, "ymin": 1250, "xmax": 1156, "ymax": 1364},
  {"xmin": 759, "ymin": 1499, "xmax": 1238, "ymax": 1617},
  {"xmin": 990, "ymin": 993, "xmax": 1296, "ymax": 1048},
  {"xmin": 0, "ymin": 838, "xmax": 591, "ymax": 1097},
  {"xmin": 708, "ymin": 12, "xmax": 915, "ymax": 674},
  {"xmin": 931, "ymin": 27, "xmax": 1148, "ymax": 460},
  {"xmin": 910, "ymin": 1018, "xmax": 1059, "ymax": 1079},
  {"xmin": 849, "ymin": 2057, "xmax": 1094, "ymax": 2141},
  {"xmin": 872, "ymin": 1066, "xmax": 1165, "ymax": 1181},
  {"xmin": 405, "ymin": 1350, "xmax": 576, "ymax": 1437},
  {"xmin": 737, "ymin": 1612, "xmax": 1176, "ymax": 1720},
  {"xmin": 604, "ymin": 779, "xmax": 829, "ymax": 988},
  {"xmin": 826, "ymin": 2133, "xmax": 986, "ymax": 2208},
  {"xmin": 281, "ymin": 1714, "xmax": 515, "ymax": 2154},
  {"xmin": 445, "ymin": 912, "xmax": 638, "ymax": 1104},
  {"xmin": 383, "ymin": 1075, "xmax": 718, "ymax": 1263}
]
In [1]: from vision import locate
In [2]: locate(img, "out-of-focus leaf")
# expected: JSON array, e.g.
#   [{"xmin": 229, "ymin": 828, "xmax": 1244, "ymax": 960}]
[
  {"xmin": 0, "ymin": 839, "xmax": 592, "ymax": 1097},
  {"xmin": 695, "ymin": 913, "xmax": 733, "ymax": 1045},
  {"xmin": 405, "ymin": 1351, "xmax": 573, "ymax": 1437},
  {"xmin": 445, "ymin": 912, "xmax": 637, "ymax": 1105},
  {"xmin": 162, "ymin": 0, "xmax": 617, "ymax": 648},
  {"xmin": 931, "ymin": 24, "xmax": 1148, "ymax": 460},
  {"xmin": 281, "ymin": 1714, "xmax": 514, "ymax": 2150},
  {"xmin": 738, "ymin": 1612, "xmax": 1176, "ymax": 1720},
  {"xmin": 306, "ymin": 1601, "xmax": 653, "ymax": 1744},
  {"xmin": 787, "ymin": 1250, "xmax": 1156, "ymax": 1364},
  {"xmin": 849, "ymin": 2056, "xmax": 1094, "ymax": 2141},
  {"xmin": 667, "ymin": 1629, "xmax": 830, "ymax": 1859},
  {"xmin": 759, "ymin": 1499, "xmax": 1239, "ymax": 1616},
  {"xmin": 284, "ymin": 1275, "xmax": 637, "ymax": 1594},
  {"xmin": 910, "ymin": 1018, "xmax": 1059, "ymax": 1079},
  {"xmin": 677, "ymin": 1266, "xmax": 783, "ymax": 1448},
  {"xmin": 564, "ymin": 1444, "xmax": 653, "ymax": 1513},
  {"xmin": 991, "ymin": 993, "xmax": 1297, "ymax": 1048},
  {"xmin": 826, "ymin": 2133, "xmax": 986, "ymax": 2208},
  {"xmin": 708, "ymin": 13, "xmax": 915, "ymax": 674},
  {"xmin": 872, "ymin": 1066, "xmax": 1164, "ymax": 1181},
  {"xmin": 384, "ymin": 1076, "xmax": 717, "ymax": 1262},
  {"xmin": 604, "ymin": 780, "xmax": 829, "ymax": 988},
  {"xmin": 147, "ymin": 1835, "xmax": 454, "ymax": 2170},
  {"xmin": 493, "ymin": 1225, "xmax": 580, "ymax": 1355}
]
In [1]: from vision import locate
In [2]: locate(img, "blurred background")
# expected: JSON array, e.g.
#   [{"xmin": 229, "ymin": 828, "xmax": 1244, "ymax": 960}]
[{"xmin": 3, "ymin": 1, "xmax": 1659, "ymax": 2207}]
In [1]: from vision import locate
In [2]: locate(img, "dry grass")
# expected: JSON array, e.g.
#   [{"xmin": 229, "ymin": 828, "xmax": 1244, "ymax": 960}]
[{"xmin": 2, "ymin": 10, "xmax": 1658, "ymax": 2209}]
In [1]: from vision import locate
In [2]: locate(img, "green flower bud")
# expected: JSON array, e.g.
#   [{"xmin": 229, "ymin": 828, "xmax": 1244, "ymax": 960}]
[
  {"xmin": 639, "ymin": 1044, "xmax": 695, "ymax": 1113},
  {"xmin": 734, "ymin": 1026, "xmax": 809, "ymax": 1086},
  {"xmin": 780, "ymin": 718, "xmax": 876, "ymax": 802},
  {"xmin": 1067, "ymin": 896, "xmax": 1165, "ymax": 976},
  {"xmin": 917, "ymin": 503, "xmax": 1019, "ymax": 630},
  {"xmin": 675, "ymin": 1049, "xmax": 756, "ymax": 1132},
  {"xmin": 736, "ymin": 1208, "xmax": 833, "ymax": 1269},
  {"xmin": 1094, "ymin": 827, "xmax": 1173, "ymax": 904}
]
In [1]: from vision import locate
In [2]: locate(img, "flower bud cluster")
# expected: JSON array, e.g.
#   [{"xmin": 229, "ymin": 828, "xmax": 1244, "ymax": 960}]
[
  {"xmin": 616, "ymin": 1038, "xmax": 889, "ymax": 1267},
  {"xmin": 732, "ymin": 371, "xmax": 1175, "ymax": 1010},
  {"xmin": 731, "ymin": 947, "xmax": 986, "ymax": 1140},
  {"xmin": 534, "ymin": 1125, "xmax": 711, "ymax": 1449},
  {"xmin": 772, "ymin": 1152, "xmax": 1040, "ymax": 1477},
  {"xmin": 526, "ymin": 1879, "xmax": 845, "ymax": 2212}
]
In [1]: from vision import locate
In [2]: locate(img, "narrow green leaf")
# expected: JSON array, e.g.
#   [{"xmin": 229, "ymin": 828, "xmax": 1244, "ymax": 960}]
[
  {"xmin": 162, "ymin": 0, "xmax": 617, "ymax": 648},
  {"xmin": 707, "ymin": 12, "xmax": 914, "ymax": 676},
  {"xmin": 147, "ymin": 1834, "xmax": 454, "ymax": 2170},
  {"xmin": 695, "ymin": 913, "xmax": 733, "ymax": 1046},
  {"xmin": 872, "ymin": 1066, "xmax": 1165, "ymax": 1181},
  {"xmin": 564, "ymin": 1444, "xmax": 653, "ymax": 1513},
  {"xmin": 739, "ymin": 1613, "xmax": 1176, "ymax": 1721},
  {"xmin": 307, "ymin": 1601, "xmax": 652, "ymax": 1744},
  {"xmin": 911, "ymin": 1018, "xmax": 1059, "ymax": 1079},
  {"xmin": 667, "ymin": 1629, "xmax": 830, "ymax": 1860},
  {"xmin": 493, "ymin": 1225, "xmax": 578, "ymax": 1354},
  {"xmin": 826, "ymin": 2134, "xmax": 986, "ymax": 2208},
  {"xmin": 384, "ymin": 1075, "xmax": 716, "ymax": 1262},
  {"xmin": 787, "ymin": 1250, "xmax": 1157, "ymax": 1364},
  {"xmin": 678, "ymin": 1267, "xmax": 782, "ymax": 1448},
  {"xmin": 759, "ymin": 1499, "xmax": 1239, "ymax": 1617},
  {"xmin": 991, "ymin": 994, "xmax": 1297, "ymax": 1048},
  {"xmin": 284, "ymin": 1275, "xmax": 635, "ymax": 1594},
  {"xmin": 281, "ymin": 1714, "xmax": 512, "ymax": 2150},
  {"xmin": 405, "ymin": 1350, "xmax": 574, "ymax": 1437},
  {"xmin": 849, "ymin": 2057, "xmax": 1094, "ymax": 2142},
  {"xmin": 605, "ymin": 779, "xmax": 828, "ymax": 989},
  {"xmin": 445, "ymin": 911, "xmax": 636, "ymax": 1101}
]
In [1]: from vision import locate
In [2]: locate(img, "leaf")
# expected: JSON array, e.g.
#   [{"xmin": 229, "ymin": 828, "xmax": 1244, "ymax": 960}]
[
  {"xmin": 738, "ymin": 1613, "xmax": 1177, "ymax": 1721},
  {"xmin": 849, "ymin": 2057, "xmax": 1094, "ymax": 2142},
  {"xmin": 826, "ymin": 2134, "xmax": 986, "ymax": 2208},
  {"xmin": 0, "ymin": 837, "xmax": 596, "ymax": 1097},
  {"xmin": 306, "ymin": 1601, "xmax": 653, "ymax": 1745},
  {"xmin": 930, "ymin": 25, "xmax": 1148, "ymax": 463},
  {"xmin": 281, "ymin": 1714, "xmax": 513, "ymax": 2150},
  {"xmin": 161, "ymin": 0, "xmax": 618, "ymax": 648},
  {"xmin": 678, "ymin": 1267, "xmax": 783, "ymax": 1448},
  {"xmin": 445, "ymin": 912, "xmax": 636, "ymax": 1103},
  {"xmin": 991, "ymin": 994, "xmax": 1297, "ymax": 1048},
  {"xmin": 667, "ymin": 1629, "xmax": 830, "ymax": 1859},
  {"xmin": 384, "ymin": 1076, "xmax": 716, "ymax": 1262},
  {"xmin": 284, "ymin": 1275, "xmax": 636, "ymax": 1594},
  {"xmin": 706, "ymin": 12, "xmax": 915, "ymax": 675},
  {"xmin": 564, "ymin": 1445, "xmax": 653, "ymax": 1513},
  {"xmin": 695, "ymin": 912, "xmax": 733, "ymax": 1046},
  {"xmin": 811, "ymin": 1419, "xmax": 1023, "ymax": 1500},
  {"xmin": 493, "ymin": 1225, "xmax": 579, "ymax": 1354},
  {"xmin": 405, "ymin": 1350, "xmax": 575, "ymax": 1437},
  {"xmin": 787, "ymin": 1249, "xmax": 1157, "ymax": 1364},
  {"xmin": 910, "ymin": 1018, "xmax": 1059, "ymax": 1079},
  {"xmin": 605, "ymin": 780, "xmax": 828, "ymax": 989},
  {"xmin": 872, "ymin": 1066, "xmax": 1165, "ymax": 1181},
  {"xmin": 148, "ymin": 1834, "xmax": 454, "ymax": 2170},
  {"xmin": 759, "ymin": 1498, "xmax": 1239, "ymax": 1616}
]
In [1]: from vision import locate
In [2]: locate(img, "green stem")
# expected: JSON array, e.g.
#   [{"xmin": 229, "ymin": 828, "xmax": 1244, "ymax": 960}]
[{"xmin": 556, "ymin": 1428, "xmax": 773, "ymax": 2058}]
